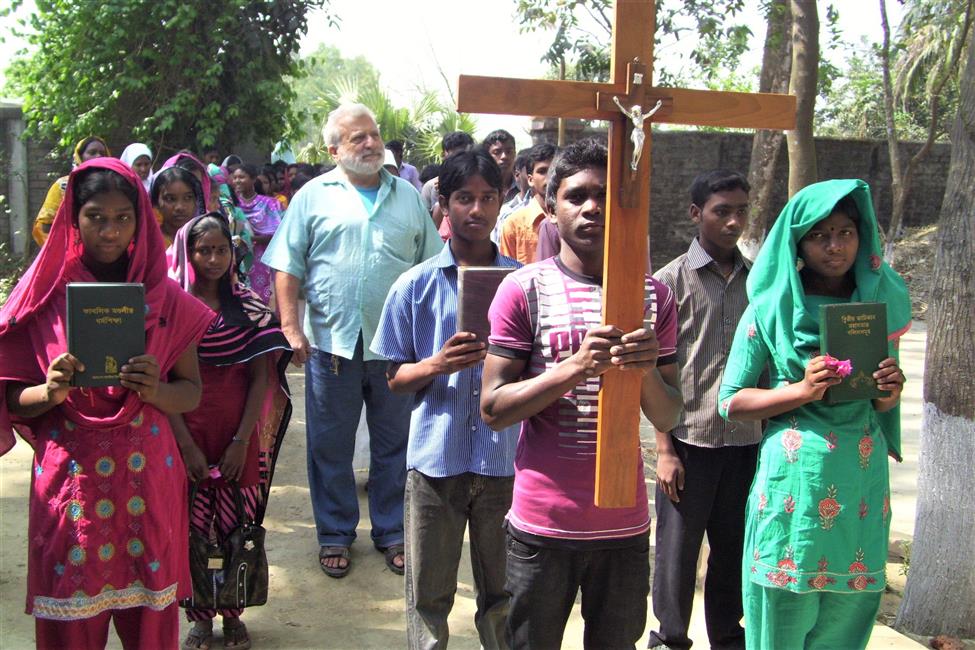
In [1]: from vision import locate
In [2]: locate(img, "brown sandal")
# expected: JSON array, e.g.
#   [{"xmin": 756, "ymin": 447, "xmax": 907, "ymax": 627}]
[
  {"xmin": 182, "ymin": 622, "xmax": 213, "ymax": 650},
  {"xmin": 319, "ymin": 545, "xmax": 351, "ymax": 578},
  {"xmin": 381, "ymin": 543, "xmax": 405, "ymax": 575},
  {"xmin": 222, "ymin": 618, "xmax": 251, "ymax": 650}
]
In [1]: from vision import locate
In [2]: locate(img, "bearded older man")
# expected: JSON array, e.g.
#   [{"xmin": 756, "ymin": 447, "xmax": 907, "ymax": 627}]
[{"xmin": 264, "ymin": 103, "xmax": 443, "ymax": 578}]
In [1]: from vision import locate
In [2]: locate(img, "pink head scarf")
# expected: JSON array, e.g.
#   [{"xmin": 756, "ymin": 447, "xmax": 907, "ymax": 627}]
[
  {"xmin": 1, "ymin": 158, "xmax": 170, "ymax": 334},
  {"xmin": 0, "ymin": 158, "xmax": 213, "ymax": 454},
  {"xmin": 162, "ymin": 152, "xmax": 213, "ymax": 207}
]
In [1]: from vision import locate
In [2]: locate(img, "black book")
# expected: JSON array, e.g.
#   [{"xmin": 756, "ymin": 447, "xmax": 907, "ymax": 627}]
[
  {"xmin": 457, "ymin": 267, "xmax": 515, "ymax": 343},
  {"xmin": 66, "ymin": 283, "xmax": 146, "ymax": 387},
  {"xmin": 819, "ymin": 301, "xmax": 889, "ymax": 404}
]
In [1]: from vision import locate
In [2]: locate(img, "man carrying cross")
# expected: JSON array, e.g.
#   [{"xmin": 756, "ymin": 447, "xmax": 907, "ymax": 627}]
[
  {"xmin": 458, "ymin": 0, "xmax": 794, "ymax": 510},
  {"xmin": 480, "ymin": 139, "xmax": 683, "ymax": 648}
]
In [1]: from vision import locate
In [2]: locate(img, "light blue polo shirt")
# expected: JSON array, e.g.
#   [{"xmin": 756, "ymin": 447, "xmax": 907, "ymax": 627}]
[{"xmin": 263, "ymin": 167, "xmax": 443, "ymax": 361}]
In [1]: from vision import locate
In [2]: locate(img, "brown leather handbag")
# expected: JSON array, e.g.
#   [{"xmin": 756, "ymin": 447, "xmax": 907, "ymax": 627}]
[{"xmin": 180, "ymin": 484, "xmax": 268, "ymax": 610}]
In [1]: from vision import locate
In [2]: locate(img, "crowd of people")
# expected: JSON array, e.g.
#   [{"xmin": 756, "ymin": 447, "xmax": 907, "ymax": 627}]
[{"xmin": 0, "ymin": 101, "xmax": 910, "ymax": 650}]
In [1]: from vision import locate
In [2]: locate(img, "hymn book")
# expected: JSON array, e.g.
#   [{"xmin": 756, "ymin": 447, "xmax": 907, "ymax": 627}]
[
  {"xmin": 457, "ymin": 267, "xmax": 515, "ymax": 343},
  {"xmin": 819, "ymin": 302, "xmax": 889, "ymax": 404},
  {"xmin": 66, "ymin": 283, "xmax": 145, "ymax": 387}
]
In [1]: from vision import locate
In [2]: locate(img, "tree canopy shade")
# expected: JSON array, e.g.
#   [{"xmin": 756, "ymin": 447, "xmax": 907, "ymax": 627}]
[{"xmin": 5, "ymin": 0, "xmax": 332, "ymax": 158}]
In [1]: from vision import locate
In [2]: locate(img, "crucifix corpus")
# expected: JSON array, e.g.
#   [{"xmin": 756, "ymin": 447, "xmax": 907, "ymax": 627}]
[{"xmin": 459, "ymin": 0, "xmax": 796, "ymax": 507}]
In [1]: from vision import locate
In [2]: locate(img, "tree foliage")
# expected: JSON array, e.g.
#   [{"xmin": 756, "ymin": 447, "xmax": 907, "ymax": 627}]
[
  {"xmin": 514, "ymin": 0, "xmax": 759, "ymax": 88},
  {"xmin": 515, "ymin": 0, "xmax": 613, "ymax": 82},
  {"xmin": 816, "ymin": 43, "xmax": 929, "ymax": 140},
  {"xmin": 5, "ymin": 0, "xmax": 331, "ymax": 159},
  {"xmin": 894, "ymin": 0, "xmax": 973, "ymax": 106},
  {"xmin": 289, "ymin": 48, "xmax": 476, "ymax": 169},
  {"xmin": 288, "ymin": 44, "xmax": 380, "ymax": 146}
]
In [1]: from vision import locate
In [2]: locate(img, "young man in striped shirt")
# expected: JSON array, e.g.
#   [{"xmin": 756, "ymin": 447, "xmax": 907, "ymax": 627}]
[
  {"xmin": 481, "ymin": 139, "xmax": 683, "ymax": 649},
  {"xmin": 372, "ymin": 150, "xmax": 520, "ymax": 649},
  {"xmin": 646, "ymin": 170, "xmax": 760, "ymax": 650}
]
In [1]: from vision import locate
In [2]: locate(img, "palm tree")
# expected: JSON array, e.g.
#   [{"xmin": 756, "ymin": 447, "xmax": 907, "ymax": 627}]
[
  {"xmin": 295, "ymin": 74, "xmax": 476, "ymax": 168},
  {"xmin": 879, "ymin": 0, "xmax": 973, "ymax": 264}
]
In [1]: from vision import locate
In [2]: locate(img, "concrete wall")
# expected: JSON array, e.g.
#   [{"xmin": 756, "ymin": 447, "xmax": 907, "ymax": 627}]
[
  {"xmin": 1, "ymin": 102, "xmax": 69, "ymax": 255},
  {"xmin": 532, "ymin": 119, "xmax": 951, "ymax": 267}
]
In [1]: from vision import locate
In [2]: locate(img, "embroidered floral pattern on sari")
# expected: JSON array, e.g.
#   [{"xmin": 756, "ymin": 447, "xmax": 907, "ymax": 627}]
[
  {"xmin": 781, "ymin": 419, "xmax": 803, "ymax": 463},
  {"xmin": 847, "ymin": 548, "xmax": 877, "ymax": 590},
  {"xmin": 818, "ymin": 484, "xmax": 841, "ymax": 530},
  {"xmin": 825, "ymin": 430, "xmax": 838, "ymax": 451},
  {"xmin": 807, "ymin": 556, "xmax": 837, "ymax": 590},
  {"xmin": 858, "ymin": 427, "xmax": 874, "ymax": 469},
  {"xmin": 766, "ymin": 546, "xmax": 798, "ymax": 587}
]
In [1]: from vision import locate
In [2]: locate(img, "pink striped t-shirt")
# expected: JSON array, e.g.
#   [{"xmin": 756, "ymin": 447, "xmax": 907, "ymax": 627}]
[{"xmin": 487, "ymin": 257, "xmax": 678, "ymax": 541}]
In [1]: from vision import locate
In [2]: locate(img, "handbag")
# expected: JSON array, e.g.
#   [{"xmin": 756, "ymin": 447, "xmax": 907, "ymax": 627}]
[{"xmin": 181, "ymin": 482, "xmax": 269, "ymax": 610}]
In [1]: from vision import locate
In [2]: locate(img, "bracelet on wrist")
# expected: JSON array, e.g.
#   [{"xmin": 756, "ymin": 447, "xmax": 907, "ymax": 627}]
[{"xmin": 231, "ymin": 435, "xmax": 249, "ymax": 444}]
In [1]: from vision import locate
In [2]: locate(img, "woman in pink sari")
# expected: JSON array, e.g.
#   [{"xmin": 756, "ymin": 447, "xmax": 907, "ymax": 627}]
[
  {"xmin": 162, "ymin": 151, "xmax": 214, "ymax": 211},
  {"xmin": 231, "ymin": 164, "xmax": 282, "ymax": 305},
  {"xmin": 165, "ymin": 213, "xmax": 292, "ymax": 649},
  {"xmin": 0, "ymin": 158, "xmax": 213, "ymax": 649}
]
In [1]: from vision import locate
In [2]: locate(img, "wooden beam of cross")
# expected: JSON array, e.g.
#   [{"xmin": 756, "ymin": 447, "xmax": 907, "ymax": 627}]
[{"xmin": 461, "ymin": 0, "xmax": 796, "ymax": 508}]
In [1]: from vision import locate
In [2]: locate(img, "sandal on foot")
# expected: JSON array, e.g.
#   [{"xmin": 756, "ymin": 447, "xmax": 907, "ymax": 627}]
[
  {"xmin": 319, "ymin": 545, "xmax": 351, "ymax": 578},
  {"xmin": 182, "ymin": 623, "xmax": 213, "ymax": 650},
  {"xmin": 380, "ymin": 543, "xmax": 405, "ymax": 575},
  {"xmin": 222, "ymin": 620, "xmax": 251, "ymax": 650}
]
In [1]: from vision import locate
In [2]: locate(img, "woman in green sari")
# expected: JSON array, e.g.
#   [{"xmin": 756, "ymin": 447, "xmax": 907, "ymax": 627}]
[{"xmin": 718, "ymin": 179, "xmax": 911, "ymax": 649}]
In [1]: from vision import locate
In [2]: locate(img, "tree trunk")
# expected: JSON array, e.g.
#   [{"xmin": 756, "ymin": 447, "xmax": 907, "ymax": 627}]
[
  {"xmin": 879, "ymin": 0, "xmax": 906, "ymax": 266},
  {"xmin": 785, "ymin": 0, "xmax": 818, "ymax": 197},
  {"xmin": 895, "ymin": 35, "xmax": 975, "ymax": 638},
  {"xmin": 741, "ymin": 0, "xmax": 792, "ymax": 260}
]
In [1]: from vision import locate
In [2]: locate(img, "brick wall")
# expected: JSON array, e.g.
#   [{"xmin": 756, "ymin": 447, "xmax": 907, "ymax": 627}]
[
  {"xmin": 531, "ymin": 120, "xmax": 951, "ymax": 267},
  {"xmin": 0, "ymin": 110, "xmax": 952, "ymax": 267}
]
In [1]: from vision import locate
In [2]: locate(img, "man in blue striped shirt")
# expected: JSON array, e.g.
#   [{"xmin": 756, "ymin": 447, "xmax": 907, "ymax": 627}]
[{"xmin": 372, "ymin": 150, "xmax": 520, "ymax": 650}]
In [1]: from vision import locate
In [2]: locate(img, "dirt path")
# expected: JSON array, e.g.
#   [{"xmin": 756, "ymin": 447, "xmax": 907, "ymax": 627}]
[{"xmin": 1, "ymin": 325, "xmax": 930, "ymax": 648}]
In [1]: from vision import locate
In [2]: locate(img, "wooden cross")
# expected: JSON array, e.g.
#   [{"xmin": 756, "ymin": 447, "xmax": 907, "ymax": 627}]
[{"xmin": 460, "ymin": 0, "xmax": 796, "ymax": 507}]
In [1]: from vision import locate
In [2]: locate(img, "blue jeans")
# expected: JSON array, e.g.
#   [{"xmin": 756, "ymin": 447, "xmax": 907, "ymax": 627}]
[
  {"xmin": 305, "ymin": 338, "xmax": 411, "ymax": 548},
  {"xmin": 505, "ymin": 533, "xmax": 650, "ymax": 649}
]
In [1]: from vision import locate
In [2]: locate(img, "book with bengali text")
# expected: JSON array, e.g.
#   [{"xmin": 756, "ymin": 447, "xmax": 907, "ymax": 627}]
[
  {"xmin": 457, "ymin": 267, "xmax": 515, "ymax": 344},
  {"xmin": 66, "ymin": 283, "xmax": 146, "ymax": 387},
  {"xmin": 819, "ymin": 301, "xmax": 889, "ymax": 404}
]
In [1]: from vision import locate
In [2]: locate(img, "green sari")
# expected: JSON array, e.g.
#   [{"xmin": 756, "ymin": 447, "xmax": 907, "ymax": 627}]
[{"xmin": 719, "ymin": 179, "xmax": 910, "ymax": 599}]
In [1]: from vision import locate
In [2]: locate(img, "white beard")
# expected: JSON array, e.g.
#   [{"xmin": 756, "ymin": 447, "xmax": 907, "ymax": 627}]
[{"xmin": 338, "ymin": 150, "xmax": 384, "ymax": 176}]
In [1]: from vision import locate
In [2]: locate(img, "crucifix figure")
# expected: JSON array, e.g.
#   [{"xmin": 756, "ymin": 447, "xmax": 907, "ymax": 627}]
[
  {"xmin": 459, "ymin": 0, "xmax": 795, "ymax": 507},
  {"xmin": 613, "ymin": 96, "xmax": 663, "ymax": 171}
]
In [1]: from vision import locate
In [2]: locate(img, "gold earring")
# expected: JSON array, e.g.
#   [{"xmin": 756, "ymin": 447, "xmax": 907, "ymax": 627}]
[{"xmin": 796, "ymin": 258, "xmax": 805, "ymax": 272}]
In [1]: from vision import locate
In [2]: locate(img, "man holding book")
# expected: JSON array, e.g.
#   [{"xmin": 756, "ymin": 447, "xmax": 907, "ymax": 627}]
[{"xmin": 372, "ymin": 149, "xmax": 519, "ymax": 649}]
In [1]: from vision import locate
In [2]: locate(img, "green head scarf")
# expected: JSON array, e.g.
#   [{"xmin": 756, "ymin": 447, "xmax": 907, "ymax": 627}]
[{"xmin": 747, "ymin": 179, "xmax": 912, "ymax": 457}]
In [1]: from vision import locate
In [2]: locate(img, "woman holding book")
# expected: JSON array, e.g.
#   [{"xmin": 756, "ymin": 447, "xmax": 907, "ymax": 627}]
[
  {"xmin": 166, "ymin": 213, "xmax": 292, "ymax": 650},
  {"xmin": 717, "ymin": 179, "xmax": 911, "ymax": 649},
  {"xmin": 0, "ymin": 158, "xmax": 213, "ymax": 649}
]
